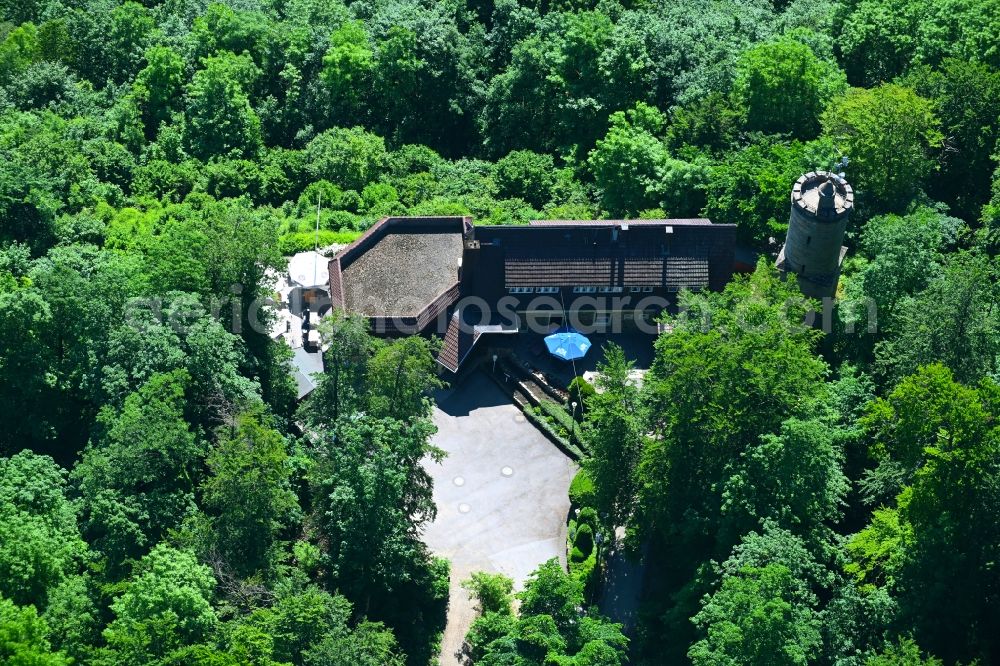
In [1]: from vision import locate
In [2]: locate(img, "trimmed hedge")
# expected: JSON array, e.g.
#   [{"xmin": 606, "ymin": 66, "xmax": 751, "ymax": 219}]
[
  {"xmin": 567, "ymin": 514, "xmax": 599, "ymax": 596},
  {"xmin": 569, "ymin": 469, "xmax": 597, "ymax": 509},
  {"xmin": 575, "ymin": 523, "xmax": 595, "ymax": 555},
  {"xmin": 523, "ymin": 406, "xmax": 585, "ymax": 460},
  {"xmin": 535, "ymin": 399, "xmax": 587, "ymax": 453},
  {"xmin": 577, "ymin": 507, "xmax": 598, "ymax": 530}
]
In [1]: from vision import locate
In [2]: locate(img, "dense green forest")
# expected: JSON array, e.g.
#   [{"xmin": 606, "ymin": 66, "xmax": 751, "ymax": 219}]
[{"xmin": 1, "ymin": 0, "xmax": 999, "ymax": 664}]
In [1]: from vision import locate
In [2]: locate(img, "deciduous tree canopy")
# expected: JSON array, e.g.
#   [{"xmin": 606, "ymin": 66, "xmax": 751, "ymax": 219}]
[{"xmin": 1, "ymin": 0, "xmax": 998, "ymax": 664}]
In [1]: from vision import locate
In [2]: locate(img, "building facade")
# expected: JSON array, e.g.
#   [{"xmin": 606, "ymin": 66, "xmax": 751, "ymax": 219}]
[{"xmin": 328, "ymin": 216, "xmax": 737, "ymax": 372}]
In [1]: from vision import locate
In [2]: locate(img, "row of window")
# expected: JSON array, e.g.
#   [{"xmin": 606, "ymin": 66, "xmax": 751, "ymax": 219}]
[
  {"xmin": 508, "ymin": 286, "xmax": 656, "ymax": 294},
  {"xmin": 508, "ymin": 286, "xmax": 558, "ymax": 294},
  {"xmin": 575, "ymin": 286, "xmax": 655, "ymax": 294}
]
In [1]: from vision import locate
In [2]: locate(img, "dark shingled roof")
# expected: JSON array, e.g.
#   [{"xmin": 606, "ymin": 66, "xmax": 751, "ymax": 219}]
[
  {"xmin": 329, "ymin": 217, "xmax": 470, "ymax": 322},
  {"xmin": 328, "ymin": 216, "xmax": 736, "ymax": 370},
  {"xmin": 528, "ymin": 218, "xmax": 713, "ymax": 227},
  {"xmin": 341, "ymin": 231, "xmax": 463, "ymax": 316},
  {"xmin": 437, "ymin": 310, "xmax": 482, "ymax": 373},
  {"xmin": 504, "ymin": 254, "xmax": 709, "ymax": 288},
  {"xmin": 437, "ymin": 307, "xmax": 519, "ymax": 373},
  {"xmin": 473, "ymin": 221, "xmax": 734, "ymax": 291}
]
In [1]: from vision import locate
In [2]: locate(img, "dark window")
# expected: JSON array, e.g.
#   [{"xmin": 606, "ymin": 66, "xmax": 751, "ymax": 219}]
[{"xmin": 806, "ymin": 236, "xmax": 812, "ymax": 245}]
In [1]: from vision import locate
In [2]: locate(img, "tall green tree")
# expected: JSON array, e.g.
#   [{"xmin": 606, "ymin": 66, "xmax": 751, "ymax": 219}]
[
  {"xmin": 464, "ymin": 560, "xmax": 628, "ymax": 664},
  {"xmin": 223, "ymin": 586, "xmax": 404, "ymax": 666},
  {"xmin": 689, "ymin": 563, "xmax": 822, "ymax": 666},
  {"xmin": 859, "ymin": 364, "xmax": 989, "ymax": 504},
  {"xmin": 837, "ymin": 0, "xmax": 1000, "ymax": 86},
  {"xmin": 849, "ymin": 208, "xmax": 962, "ymax": 332},
  {"xmin": 99, "ymin": 293, "xmax": 261, "ymax": 424},
  {"xmin": 690, "ymin": 523, "xmax": 831, "ymax": 666},
  {"xmin": 301, "ymin": 311, "xmax": 372, "ymax": 427},
  {"xmin": 202, "ymin": 410, "xmax": 299, "ymax": 576},
  {"xmin": 720, "ymin": 417, "xmax": 848, "ymax": 550},
  {"xmin": 493, "ymin": 149, "xmax": 557, "ymax": 209},
  {"xmin": 101, "ymin": 545, "xmax": 218, "ymax": 665},
  {"xmin": 702, "ymin": 136, "xmax": 837, "ymax": 246},
  {"xmin": 132, "ymin": 46, "xmax": 185, "ymax": 138},
  {"xmin": 821, "ymin": 84, "xmax": 942, "ymax": 215},
  {"xmin": 865, "ymin": 639, "xmax": 942, "ymax": 666},
  {"xmin": 588, "ymin": 102, "xmax": 707, "ymax": 217},
  {"xmin": 365, "ymin": 335, "xmax": 443, "ymax": 422},
  {"xmin": 304, "ymin": 127, "xmax": 388, "ymax": 192},
  {"xmin": 902, "ymin": 59, "xmax": 1000, "ymax": 220},
  {"xmin": 639, "ymin": 261, "xmax": 827, "ymax": 553},
  {"xmin": 732, "ymin": 36, "xmax": 846, "ymax": 138},
  {"xmin": 0, "ymin": 452, "xmax": 87, "ymax": 608},
  {"xmin": 309, "ymin": 416, "xmax": 441, "ymax": 608},
  {"xmin": 0, "ymin": 23, "xmax": 42, "ymax": 88},
  {"xmin": 321, "ymin": 20, "xmax": 374, "ymax": 121},
  {"xmin": 0, "ymin": 260, "xmax": 56, "ymax": 451},
  {"xmin": 875, "ymin": 252, "xmax": 1000, "ymax": 385},
  {"xmin": 0, "ymin": 597, "xmax": 71, "ymax": 666},
  {"xmin": 636, "ymin": 261, "xmax": 828, "ymax": 660},
  {"xmin": 73, "ymin": 371, "xmax": 204, "ymax": 569},
  {"xmin": 982, "ymin": 162, "xmax": 1000, "ymax": 255},
  {"xmin": 854, "ymin": 367, "xmax": 1000, "ymax": 664},
  {"xmin": 368, "ymin": 2, "xmax": 485, "ymax": 154},
  {"xmin": 583, "ymin": 343, "xmax": 644, "ymax": 529},
  {"xmin": 896, "ymin": 413, "xmax": 1000, "ymax": 664},
  {"xmin": 185, "ymin": 52, "xmax": 263, "ymax": 159},
  {"xmin": 306, "ymin": 405, "xmax": 449, "ymax": 662}
]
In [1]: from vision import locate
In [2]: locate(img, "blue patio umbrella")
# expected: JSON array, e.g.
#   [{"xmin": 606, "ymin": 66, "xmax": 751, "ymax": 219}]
[{"xmin": 544, "ymin": 326, "xmax": 592, "ymax": 361}]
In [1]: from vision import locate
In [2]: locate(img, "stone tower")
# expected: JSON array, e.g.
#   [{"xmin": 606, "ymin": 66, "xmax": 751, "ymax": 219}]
[{"xmin": 776, "ymin": 171, "xmax": 853, "ymax": 299}]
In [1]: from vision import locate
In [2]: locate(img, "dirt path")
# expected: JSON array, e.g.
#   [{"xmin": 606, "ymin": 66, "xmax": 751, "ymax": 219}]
[{"xmin": 598, "ymin": 536, "xmax": 648, "ymax": 635}]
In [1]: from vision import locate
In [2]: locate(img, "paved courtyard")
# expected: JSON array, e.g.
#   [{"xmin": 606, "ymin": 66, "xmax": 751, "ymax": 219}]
[{"xmin": 422, "ymin": 371, "xmax": 576, "ymax": 665}]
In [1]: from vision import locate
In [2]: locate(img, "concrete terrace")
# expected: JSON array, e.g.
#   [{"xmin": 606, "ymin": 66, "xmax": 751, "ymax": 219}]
[{"xmin": 422, "ymin": 372, "xmax": 576, "ymax": 665}]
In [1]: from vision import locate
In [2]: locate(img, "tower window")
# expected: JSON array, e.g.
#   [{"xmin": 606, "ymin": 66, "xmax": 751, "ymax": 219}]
[{"xmin": 806, "ymin": 236, "xmax": 812, "ymax": 245}]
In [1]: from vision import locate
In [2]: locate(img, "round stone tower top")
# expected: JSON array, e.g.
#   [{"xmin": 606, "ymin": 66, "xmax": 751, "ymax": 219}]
[{"xmin": 791, "ymin": 171, "xmax": 854, "ymax": 222}]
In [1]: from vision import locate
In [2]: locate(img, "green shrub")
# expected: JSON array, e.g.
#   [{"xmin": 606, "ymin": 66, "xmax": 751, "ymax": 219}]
[
  {"xmin": 537, "ymin": 399, "xmax": 581, "ymax": 446},
  {"xmin": 567, "ymin": 377, "xmax": 595, "ymax": 408},
  {"xmin": 277, "ymin": 230, "xmax": 361, "ymax": 255},
  {"xmin": 494, "ymin": 149, "xmax": 556, "ymax": 208},
  {"xmin": 574, "ymin": 523, "xmax": 594, "ymax": 556},
  {"xmin": 365, "ymin": 199, "xmax": 407, "ymax": 220},
  {"xmin": 360, "ymin": 182, "xmax": 399, "ymax": 211},
  {"xmin": 522, "ymin": 407, "xmax": 585, "ymax": 459},
  {"xmin": 577, "ymin": 507, "xmax": 598, "ymax": 530},
  {"xmin": 541, "ymin": 202, "xmax": 595, "ymax": 220},
  {"xmin": 295, "ymin": 180, "xmax": 362, "ymax": 215},
  {"xmin": 409, "ymin": 197, "xmax": 472, "ymax": 216},
  {"xmin": 462, "ymin": 572, "xmax": 513, "ymax": 615},
  {"xmin": 321, "ymin": 209, "xmax": 361, "ymax": 231},
  {"xmin": 572, "ymin": 548, "xmax": 596, "ymax": 573},
  {"xmin": 481, "ymin": 198, "xmax": 538, "ymax": 226},
  {"xmin": 567, "ymin": 537, "xmax": 598, "ymax": 594},
  {"xmin": 203, "ymin": 159, "xmax": 262, "ymax": 200},
  {"xmin": 465, "ymin": 611, "xmax": 516, "ymax": 662},
  {"xmin": 569, "ymin": 469, "xmax": 596, "ymax": 509}
]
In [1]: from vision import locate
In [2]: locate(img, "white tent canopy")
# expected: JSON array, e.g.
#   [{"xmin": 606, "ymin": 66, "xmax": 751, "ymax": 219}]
[{"xmin": 287, "ymin": 251, "xmax": 330, "ymax": 289}]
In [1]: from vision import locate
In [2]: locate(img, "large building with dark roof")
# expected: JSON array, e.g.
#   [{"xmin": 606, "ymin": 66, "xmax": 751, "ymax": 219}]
[{"xmin": 328, "ymin": 216, "xmax": 737, "ymax": 372}]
